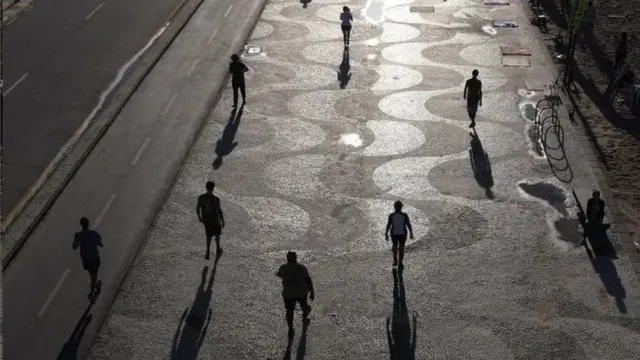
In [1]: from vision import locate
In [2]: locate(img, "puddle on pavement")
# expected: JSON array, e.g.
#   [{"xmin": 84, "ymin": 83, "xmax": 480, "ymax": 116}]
[
  {"xmin": 362, "ymin": 0, "xmax": 386, "ymax": 23},
  {"xmin": 520, "ymin": 103, "xmax": 536, "ymax": 122},
  {"xmin": 518, "ymin": 181, "xmax": 570, "ymax": 216},
  {"xmin": 339, "ymin": 133, "xmax": 363, "ymax": 147}
]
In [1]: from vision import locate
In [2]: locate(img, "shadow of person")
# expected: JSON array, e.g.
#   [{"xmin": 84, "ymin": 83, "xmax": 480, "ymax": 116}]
[
  {"xmin": 283, "ymin": 318, "xmax": 310, "ymax": 360},
  {"xmin": 300, "ymin": 0, "xmax": 311, "ymax": 8},
  {"xmin": 468, "ymin": 130, "xmax": 494, "ymax": 199},
  {"xmin": 386, "ymin": 268, "xmax": 417, "ymax": 360},
  {"xmin": 213, "ymin": 105, "xmax": 244, "ymax": 169},
  {"xmin": 338, "ymin": 47, "xmax": 351, "ymax": 89},
  {"xmin": 171, "ymin": 254, "xmax": 221, "ymax": 359},
  {"xmin": 584, "ymin": 231, "xmax": 627, "ymax": 313},
  {"xmin": 56, "ymin": 302, "xmax": 94, "ymax": 360}
]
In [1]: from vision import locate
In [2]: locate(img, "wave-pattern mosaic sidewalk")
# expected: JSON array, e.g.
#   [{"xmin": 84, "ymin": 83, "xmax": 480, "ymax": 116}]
[{"xmin": 88, "ymin": 0, "xmax": 640, "ymax": 359}]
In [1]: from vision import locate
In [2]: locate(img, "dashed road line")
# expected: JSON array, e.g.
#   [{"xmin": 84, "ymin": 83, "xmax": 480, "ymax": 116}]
[
  {"xmin": 187, "ymin": 59, "xmax": 200, "ymax": 77},
  {"xmin": 37, "ymin": 269, "xmax": 71, "ymax": 317},
  {"xmin": 3, "ymin": 73, "xmax": 29, "ymax": 97},
  {"xmin": 224, "ymin": 4, "xmax": 233, "ymax": 17},
  {"xmin": 95, "ymin": 194, "xmax": 116, "ymax": 228},
  {"xmin": 85, "ymin": 2, "xmax": 105, "ymax": 20},
  {"xmin": 131, "ymin": 138, "xmax": 151, "ymax": 166},
  {"xmin": 163, "ymin": 94, "xmax": 178, "ymax": 116},
  {"xmin": 207, "ymin": 29, "xmax": 218, "ymax": 44}
]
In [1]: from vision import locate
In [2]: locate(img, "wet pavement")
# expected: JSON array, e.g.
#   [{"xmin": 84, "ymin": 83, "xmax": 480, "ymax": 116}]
[{"xmin": 88, "ymin": 0, "xmax": 640, "ymax": 359}]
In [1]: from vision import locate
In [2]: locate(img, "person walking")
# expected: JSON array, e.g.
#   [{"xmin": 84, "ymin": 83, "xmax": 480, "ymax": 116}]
[
  {"xmin": 614, "ymin": 32, "xmax": 628, "ymax": 71},
  {"xmin": 229, "ymin": 54, "xmax": 249, "ymax": 108},
  {"xmin": 276, "ymin": 251, "xmax": 315, "ymax": 338},
  {"xmin": 385, "ymin": 201, "xmax": 414, "ymax": 268},
  {"xmin": 72, "ymin": 217, "xmax": 103, "ymax": 299},
  {"xmin": 340, "ymin": 6, "xmax": 353, "ymax": 47},
  {"xmin": 463, "ymin": 69, "xmax": 482, "ymax": 128},
  {"xmin": 196, "ymin": 181, "xmax": 225, "ymax": 259},
  {"xmin": 586, "ymin": 190, "xmax": 606, "ymax": 230}
]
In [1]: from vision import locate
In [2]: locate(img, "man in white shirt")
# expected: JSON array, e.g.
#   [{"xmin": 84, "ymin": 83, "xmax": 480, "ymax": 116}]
[{"xmin": 385, "ymin": 201, "xmax": 415, "ymax": 268}]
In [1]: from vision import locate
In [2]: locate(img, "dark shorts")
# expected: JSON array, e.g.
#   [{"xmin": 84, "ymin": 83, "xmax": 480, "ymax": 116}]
[
  {"xmin": 341, "ymin": 25, "xmax": 352, "ymax": 32},
  {"xmin": 82, "ymin": 257, "xmax": 100, "ymax": 274},
  {"xmin": 467, "ymin": 101, "xmax": 479, "ymax": 115},
  {"xmin": 391, "ymin": 234, "xmax": 407, "ymax": 246},
  {"xmin": 283, "ymin": 297, "xmax": 309, "ymax": 311},
  {"xmin": 204, "ymin": 222, "xmax": 222, "ymax": 237}
]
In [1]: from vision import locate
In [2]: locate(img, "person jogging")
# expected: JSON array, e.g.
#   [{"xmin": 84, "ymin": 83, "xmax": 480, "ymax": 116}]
[
  {"xmin": 276, "ymin": 251, "xmax": 315, "ymax": 338},
  {"xmin": 72, "ymin": 217, "xmax": 103, "ymax": 299},
  {"xmin": 340, "ymin": 6, "xmax": 353, "ymax": 46},
  {"xmin": 229, "ymin": 54, "xmax": 249, "ymax": 108},
  {"xmin": 463, "ymin": 69, "xmax": 483, "ymax": 128},
  {"xmin": 196, "ymin": 181, "xmax": 225, "ymax": 259},
  {"xmin": 385, "ymin": 201, "xmax": 414, "ymax": 268}
]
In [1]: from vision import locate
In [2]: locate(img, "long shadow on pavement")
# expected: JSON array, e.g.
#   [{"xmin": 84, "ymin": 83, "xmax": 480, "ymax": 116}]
[
  {"xmin": 338, "ymin": 47, "xmax": 351, "ymax": 89},
  {"xmin": 283, "ymin": 319, "xmax": 310, "ymax": 360},
  {"xmin": 171, "ymin": 254, "xmax": 221, "ymax": 359},
  {"xmin": 469, "ymin": 130, "xmax": 494, "ymax": 199},
  {"xmin": 57, "ymin": 297, "xmax": 97, "ymax": 360},
  {"xmin": 213, "ymin": 104, "xmax": 244, "ymax": 169},
  {"xmin": 387, "ymin": 268, "xmax": 417, "ymax": 360},
  {"xmin": 584, "ymin": 229, "xmax": 627, "ymax": 313}
]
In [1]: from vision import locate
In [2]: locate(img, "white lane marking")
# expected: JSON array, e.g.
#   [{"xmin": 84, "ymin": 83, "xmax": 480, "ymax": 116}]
[
  {"xmin": 85, "ymin": 2, "xmax": 105, "ymax": 20},
  {"xmin": 6, "ymin": 17, "xmax": 17, "ymax": 26},
  {"xmin": 3, "ymin": 73, "xmax": 29, "ymax": 97},
  {"xmin": 163, "ymin": 94, "xmax": 178, "ymax": 116},
  {"xmin": 0, "ymin": 24, "xmax": 169, "ymax": 233},
  {"xmin": 131, "ymin": 138, "xmax": 151, "ymax": 166},
  {"xmin": 224, "ymin": 4, "xmax": 233, "ymax": 17},
  {"xmin": 207, "ymin": 29, "xmax": 218, "ymax": 44},
  {"xmin": 38, "ymin": 269, "xmax": 71, "ymax": 317},
  {"xmin": 95, "ymin": 194, "xmax": 116, "ymax": 228},
  {"xmin": 187, "ymin": 59, "xmax": 200, "ymax": 77}
]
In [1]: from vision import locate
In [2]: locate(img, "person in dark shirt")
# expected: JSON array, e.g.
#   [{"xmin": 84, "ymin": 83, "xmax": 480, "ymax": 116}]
[
  {"xmin": 586, "ymin": 190, "xmax": 606, "ymax": 227},
  {"xmin": 72, "ymin": 217, "xmax": 103, "ymax": 298},
  {"xmin": 385, "ymin": 201, "xmax": 414, "ymax": 269},
  {"xmin": 614, "ymin": 32, "xmax": 628, "ymax": 71},
  {"xmin": 276, "ymin": 251, "xmax": 315, "ymax": 338},
  {"xmin": 463, "ymin": 69, "xmax": 483, "ymax": 128},
  {"xmin": 229, "ymin": 54, "xmax": 249, "ymax": 108},
  {"xmin": 196, "ymin": 181, "xmax": 225, "ymax": 259}
]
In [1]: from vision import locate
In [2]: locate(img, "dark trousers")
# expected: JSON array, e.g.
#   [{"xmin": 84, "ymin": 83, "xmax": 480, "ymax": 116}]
[{"xmin": 232, "ymin": 80, "xmax": 246, "ymax": 105}]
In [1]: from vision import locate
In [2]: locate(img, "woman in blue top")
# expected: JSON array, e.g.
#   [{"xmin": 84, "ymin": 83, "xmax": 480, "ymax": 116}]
[{"xmin": 340, "ymin": 6, "xmax": 353, "ymax": 46}]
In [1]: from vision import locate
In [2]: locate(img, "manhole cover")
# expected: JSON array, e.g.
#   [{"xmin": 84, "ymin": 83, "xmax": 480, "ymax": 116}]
[
  {"xmin": 409, "ymin": 6, "xmax": 434, "ymax": 13},
  {"xmin": 492, "ymin": 20, "xmax": 518, "ymax": 27},
  {"xmin": 501, "ymin": 46, "xmax": 531, "ymax": 56},
  {"xmin": 502, "ymin": 56, "xmax": 531, "ymax": 67},
  {"xmin": 243, "ymin": 45, "xmax": 262, "ymax": 56}
]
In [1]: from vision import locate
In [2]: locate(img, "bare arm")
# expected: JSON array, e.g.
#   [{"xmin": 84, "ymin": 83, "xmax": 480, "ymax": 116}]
[
  {"xmin": 97, "ymin": 233, "xmax": 104, "ymax": 247},
  {"xmin": 405, "ymin": 214, "xmax": 414, "ymax": 238},
  {"xmin": 72, "ymin": 235, "xmax": 79, "ymax": 249},
  {"xmin": 243, "ymin": 64, "xmax": 249, "ymax": 73},
  {"xmin": 216, "ymin": 198, "xmax": 225, "ymax": 225},
  {"xmin": 196, "ymin": 199, "xmax": 203, "ymax": 222},
  {"xmin": 478, "ymin": 82, "xmax": 483, "ymax": 105},
  {"xmin": 463, "ymin": 81, "xmax": 468, "ymax": 99}
]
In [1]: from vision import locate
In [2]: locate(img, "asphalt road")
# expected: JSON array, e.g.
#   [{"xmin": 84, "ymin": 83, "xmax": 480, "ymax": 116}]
[
  {"xmin": 0, "ymin": 0, "xmax": 185, "ymax": 217},
  {"xmin": 1, "ymin": 0, "xmax": 266, "ymax": 358},
  {"xmin": 86, "ymin": 0, "xmax": 640, "ymax": 359}
]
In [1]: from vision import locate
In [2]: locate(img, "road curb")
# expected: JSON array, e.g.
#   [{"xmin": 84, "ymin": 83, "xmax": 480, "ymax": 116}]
[
  {"xmin": 1, "ymin": 0, "xmax": 203, "ymax": 269},
  {"xmin": 2, "ymin": 0, "xmax": 34, "ymax": 26}
]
